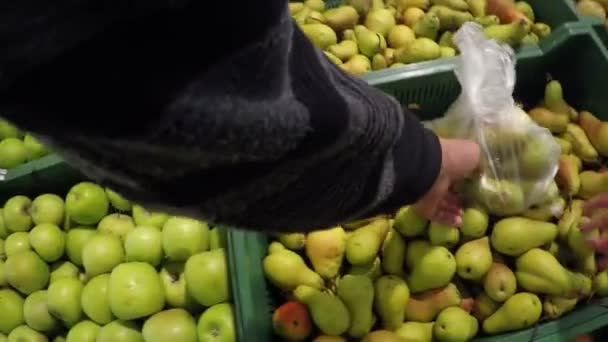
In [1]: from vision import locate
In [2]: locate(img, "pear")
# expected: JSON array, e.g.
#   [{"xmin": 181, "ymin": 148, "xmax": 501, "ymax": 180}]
[
  {"xmin": 348, "ymin": 257, "xmax": 383, "ymax": 281},
  {"xmin": 398, "ymin": 0, "xmax": 431, "ymax": 9},
  {"xmin": 491, "ymin": 217, "xmax": 558, "ymax": 256},
  {"xmin": 371, "ymin": 54, "xmax": 388, "ymax": 70},
  {"xmin": 348, "ymin": 0, "xmax": 373, "ymax": 15},
  {"xmin": 556, "ymin": 154, "xmax": 582, "ymax": 196},
  {"xmin": 306, "ymin": 11, "xmax": 328, "ymax": 24},
  {"xmin": 306, "ymin": 227, "xmax": 346, "ymax": 279},
  {"xmin": 289, "ymin": 2, "xmax": 306, "ymax": 15},
  {"xmin": 324, "ymin": 51, "xmax": 343, "ymax": 65},
  {"xmin": 394, "ymin": 37, "xmax": 441, "ymax": 64},
  {"xmin": 381, "ymin": 228, "xmax": 406, "ymax": 275},
  {"xmin": 327, "ymin": 40, "xmax": 359, "ymax": 62},
  {"xmin": 440, "ymin": 47, "xmax": 456, "ymax": 58},
  {"xmin": 402, "ymin": 7, "xmax": 426, "ymax": 27},
  {"xmin": 413, "ymin": 13, "xmax": 440, "ymax": 40},
  {"xmin": 404, "ymin": 283, "xmax": 462, "ymax": 322},
  {"xmin": 313, "ymin": 336, "xmax": 348, "ymax": 342},
  {"xmin": 579, "ymin": 170, "xmax": 608, "ymax": 199},
  {"xmin": 438, "ymin": 31, "xmax": 457, "ymax": 49},
  {"xmin": 483, "ymin": 17, "xmax": 531, "ymax": 46},
  {"xmin": 543, "ymin": 296, "xmax": 578, "ymax": 319},
  {"xmin": 342, "ymin": 29, "xmax": 356, "ymax": 41},
  {"xmin": 460, "ymin": 206, "xmax": 489, "ymax": 238},
  {"xmin": 428, "ymin": 222, "xmax": 460, "ymax": 249},
  {"xmin": 383, "ymin": 47, "xmax": 395, "ymax": 64},
  {"xmin": 429, "ymin": 5, "xmax": 474, "ymax": 30},
  {"xmin": 393, "ymin": 206, "xmax": 428, "ymax": 237},
  {"xmin": 515, "ymin": 1, "xmax": 535, "ymax": 21},
  {"xmin": 324, "ymin": 6, "xmax": 360, "ymax": 32},
  {"xmin": 555, "ymin": 136, "xmax": 573, "ymax": 154},
  {"xmin": 483, "ymin": 262, "xmax": 517, "ymax": 302},
  {"xmin": 305, "ymin": 0, "xmax": 326, "ymax": 11},
  {"xmin": 473, "ymin": 178, "xmax": 526, "ymax": 216},
  {"xmin": 394, "ymin": 322, "xmax": 434, "ymax": 341},
  {"xmin": 483, "ymin": 292, "xmax": 542, "ymax": 334},
  {"xmin": 579, "ymin": 110, "xmax": 608, "ymax": 157},
  {"xmin": 343, "ymin": 215, "xmax": 389, "ymax": 230},
  {"xmin": 593, "ymin": 270, "xmax": 608, "ymax": 296},
  {"xmin": 293, "ymin": 7, "xmax": 313, "ymax": 25},
  {"xmin": 387, "ymin": 25, "xmax": 416, "ymax": 48},
  {"xmin": 365, "ymin": 8, "xmax": 397, "ymax": 36},
  {"xmin": 532, "ymin": 22, "xmax": 551, "ymax": 39},
  {"xmin": 354, "ymin": 25, "xmax": 387, "ymax": 58},
  {"xmin": 467, "ymin": 0, "xmax": 485, "ymax": 16},
  {"xmin": 475, "ymin": 14, "xmax": 501, "ymax": 27},
  {"xmin": 346, "ymin": 218, "xmax": 389, "ymax": 265},
  {"xmin": 268, "ymin": 241, "xmax": 286, "ymax": 254},
  {"xmin": 527, "ymin": 107, "xmax": 569, "ymax": 134},
  {"xmin": 431, "ymin": 0, "xmax": 469, "ymax": 10},
  {"xmin": 294, "ymin": 285, "xmax": 350, "ymax": 336},
  {"xmin": 455, "ymin": 237, "xmax": 492, "ymax": 281},
  {"xmin": 301, "ymin": 24, "xmax": 338, "ymax": 49},
  {"xmin": 520, "ymin": 32, "xmax": 539, "ymax": 46},
  {"xmin": 522, "ymin": 197, "xmax": 566, "ymax": 222},
  {"xmin": 390, "ymin": 62, "xmax": 406, "ymax": 68},
  {"xmin": 567, "ymin": 225, "xmax": 599, "ymax": 275},
  {"xmin": 408, "ymin": 246, "xmax": 456, "ymax": 293},
  {"xmin": 263, "ymin": 249, "xmax": 324, "ymax": 290},
  {"xmin": 337, "ymin": 275, "xmax": 375, "ymax": 338},
  {"xmin": 472, "ymin": 292, "xmax": 500, "ymax": 321},
  {"xmin": 518, "ymin": 135, "xmax": 561, "ymax": 179},
  {"xmin": 577, "ymin": 0, "xmax": 607, "ymax": 19},
  {"xmin": 544, "ymin": 80, "xmax": 578, "ymax": 120},
  {"xmin": 278, "ymin": 233, "xmax": 306, "ymax": 250},
  {"xmin": 362, "ymin": 330, "xmax": 406, "ymax": 342},
  {"xmin": 406, "ymin": 240, "xmax": 431, "ymax": 270},
  {"xmin": 374, "ymin": 275, "xmax": 410, "ymax": 330},
  {"xmin": 340, "ymin": 54, "xmax": 372, "ymax": 76},
  {"xmin": 434, "ymin": 307, "xmax": 478, "ymax": 342}
]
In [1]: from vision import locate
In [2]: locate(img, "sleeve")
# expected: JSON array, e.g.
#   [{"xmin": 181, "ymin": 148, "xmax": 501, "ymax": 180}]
[{"xmin": 0, "ymin": 0, "xmax": 442, "ymax": 232}]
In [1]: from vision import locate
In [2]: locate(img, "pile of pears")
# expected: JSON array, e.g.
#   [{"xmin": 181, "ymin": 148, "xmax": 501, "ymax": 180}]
[
  {"xmin": 263, "ymin": 78, "xmax": 608, "ymax": 341},
  {"xmin": 291, "ymin": 0, "xmax": 552, "ymax": 76},
  {"xmin": 575, "ymin": 0, "xmax": 608, "ymax": 28}
]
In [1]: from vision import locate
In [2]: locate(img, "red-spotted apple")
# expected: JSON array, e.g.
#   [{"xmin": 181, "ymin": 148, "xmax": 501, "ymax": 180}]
[
  {"xmin": 96, "ymin": 320, "xmax": 144, "ymax": 342},
  {"xmin": 142, "ymin": 309, "xmax": 198, "ymax": 342},
  {"xmin": 108, "ymin": 262, "xmax": 165, "ymax": 320},
  {"xmin": 0, "ymin": 138, "xmax": 27, "ymax": 169},
  {"xmin": 97, "ymin": 214, "xmax": 135, "ymax": 241},
  {"xmin": 47, "ymin": 277, "xmax": 84, "ymax": 327},
  {"xmin": 132, "ymin": 205, "xmax": 168, "ymax": 228},
  {"xmin": 185, "ymin": 249, "xmax": 230, "ymax": 307},
  {"xmin": 197, "ymin": 303, "xmax": 236, "ymax": 342},
  {"xmin": 7, "ymin": 325, "xmax": 47, "ymax": 342},
  {"xmin": 0, "ymin": 288, "xmax": 25, "ymax": 334},
  {"xmin": 23, "ymin": 290, "xmax": 59, "ymax": 332},
  {"xmin": 23, "ymin": 134, "xmax": 50, "ymax": 161},
  {"xmin": 29, "ymin": 223, "xmax": 65, "ymax": 262},
  {"xmin": 3, "ymin": 195, "xmax": 33, "ymax": 232},
  {"xmin": 105, "ymin": 188, "xmax": 132, "ymax": 212},
  {"xmin": 30, "ymin": 194, "xmax": 65, "ymax": 226},
  {"xmin": 82, "ymin": 234, "xmax": 125, "ymax": 277},
  {"xmin": 4, "ymin": 250, "xmax": 49, "ymax": 295},
  {"xmin": 65, "ymin": 182, "xmax": 109, "ymax": 225},
  {"xmin": 160, "ymin": 262, "xmax": 199, "ymax": 310},
  {"xmin": 66, "ymin": 320, "xmax": 100, "ymax": 342},
  {"xmin": 162, "ymin": 217, "xmax": 209, "ymax": 262},
  {"xmin": 125, "ymin": 226, "xmax": 162, "ymax": 266},
  {"xmin": 4, "ymin": 231, "xmax": 30, "ymax": 256},
  {"xmin": 65, "ymin": 226, "xmax": 96, "ymax": 266},
  {"xmin": 81, "ymin": 274, "xmax": 115, "ymax": 325}
]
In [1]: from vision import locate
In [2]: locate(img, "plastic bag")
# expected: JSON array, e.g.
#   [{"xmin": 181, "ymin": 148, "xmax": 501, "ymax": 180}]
[{"xmin": 424, "ymin": 22, "xmax": 560, "ymax": 216}]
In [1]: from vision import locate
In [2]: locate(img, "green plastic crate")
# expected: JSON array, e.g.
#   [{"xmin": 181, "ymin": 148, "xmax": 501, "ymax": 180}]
[{"xmin": 228, "ymin": 22, "xmax": 608, "ymax": 342}]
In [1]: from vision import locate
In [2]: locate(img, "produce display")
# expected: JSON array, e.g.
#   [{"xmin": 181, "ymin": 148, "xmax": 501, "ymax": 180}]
[
  {"xmin": 0, "ymin": 182, "xmax": 235, "ymax": 342},
  {"xmin": 0, "ymin": 119, "xmax": 51, "ymax": 170},
  {"xmin": 264, "ymin": 78, "xmax": 608, "ymax": 341},
  {"xmin": 575, "ymin": 0, "xmax": 608, "ymax": 26},
  {"xmin": 291, "ymin": 0, "xmax": 552, "ymax": 76}
]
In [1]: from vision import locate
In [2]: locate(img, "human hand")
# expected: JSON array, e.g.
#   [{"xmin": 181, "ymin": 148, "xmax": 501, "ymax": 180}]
[
  {"xmin": 413, "ymin": 138, "xmax": 481, "ymax": 227},
  {"xmin": 580, "ymin": 193, "xmax": 608, "ymax": 270}
]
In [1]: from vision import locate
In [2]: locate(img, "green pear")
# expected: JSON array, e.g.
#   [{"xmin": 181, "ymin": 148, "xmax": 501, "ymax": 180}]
[
  {"xmin": 428, "ymin": 222, "xmax": 459, "ymax": 249},
  {"xmin": 518, "ymin": 135, "xmax": 560, "ymax": 179},
  {"xmin": 362, "ymin": 330, "xmax": 406, "ymax": 341},
  {"xmin": 305, "ymin": 11, "xmax": 328, "ymax": 25},
  {"xmin": 440, "ymin": 47, "xmax": 456, "ymax": 58},
  {"xmin": 472, "ymin": 178, "xmax": 526, "ymax": 216},
  {"xmin": 337, "ymin": 275, "xmax": 375, "ymax": 338},
  {"xmin": 579, "ymin": 170, "xmax": 608, "ymax": 199},
  {"xmin": 355, "ymin": 25, "xmax": 387, "ymax": 58},
  {"xmin": 483, "ymin": 292, "xmax": 542, "ymax": 334},
  {"xmin": 431, "ymin": 0, "xmax": 469, "ymax": 10},
  {"xmin": 294, "ymin": 285, "xmax": 350, "ymax": 336},
  {"xmin": 289, "ymin": 2, "xmax": 305, "ymax": 15},
  {"xmin": 434, "ymin": 307, "xmax": 478, "ymax": 342},
  {"xmin": 438, "ymin": 31, "xmax": 457, "ymax": 49},
  {"xmin": 346, "ymin": 218, "xmax": 389, "ymax": 265},
  {"xmin": 393, "ymin": 37, "xmax": 441, "ymax": 64},
  {"xmin": 515, "ymin": 1, "xmax": 535, "ymax": 21},
  {"xmin": 405, "ymin": 240, "xmax": 431, "ymax": 270},
  {"xmin": 532, "ymin": 22, "xmax": 551, "ymax": 39},
  {"xmin": 593, "ymin": 270, "xmax": 608, "ymax": 296},
  {"xmin": 472, "ymin": 292, "xmax": 500, "ymax": 322},
  {"xmin": 324, "ymin": 51, "xmax": 343, "ymax": 65},
  {"xmin": 294, "ymin": 7, "xmax": 313, "ymax": 25},
  {"xmin": 267, "ymin": 241, "xmax": 286, "ymax": 254},
  {"xmin": 483, "ymin": 262, "xmax": 517, "ymax": 302},
  {"xmin": 340, "ymin": 54, "xmax": 372, "ymax": 76},
  {"xmin": 381, "ymin": 228, "xmax": 406, "ymax": 275},
  {"xmin": 324, "ymin": 6, "xmax": 360, "ymax": 32},
  {"xmin": 563, "ymin": 124, "xmax": 599, "ymax": 162},
  {"xmin": 483, "ymin": 17, "xmax": 531, "ymax": 47},
  {"xmin": 327, "ymin": 40, "xmax": 359, "ymax": 61},
  {"xmin": 347, "ymin": 0, "xmax": 373, "ymax": 15},
  {"xmin": 393, "ymin": 206, "xmax": 428, "ymax": 237},
  {"xmin": 371, "ymin": 54, "xmax": 388, "ymax": 70},
  {"xmin": 408, "ymin": 246, "xmax": 456, "ymax": 293},
  {"xmin": 544, "ymin": 80, "xmax": 578, "ymax": 120},
  {"xmin": 412, "ymin": 13, "xmax": 440, "ymax": 40},
  {"xmin": 387, "ymin": 25, "xmax": 416, "ymax": 49},
  {"xmin": 364, "ymin": 9, "xmax": 396, "ymax": 36},
  {"xmin": 348, "ymin": 257, "xmax": 383, "ymax": 281},
  {"xmin": 374, "ymin": 275, "xmax": 410, "ymax": 330},
  {"xmin": 491, "ymin": 217, "xmax": 558, "ymax": 256},
  {"xmin": 278, "ymin": 233, "xmax": 306, "ymax": 250},
  {"xmin": 543, "ymin": 296, "xmax": 578, "ymax": 319},
  {"xmin": 467, "ymin": 0, "xmax": 485, "ymax": 16},
  {"xmin": 342, "ymin": 28, "xmax": 356, "ymax": 41},
  {"xmin": 302, "ymin": 24, "xmax": 338, "ymax": 49},
  {"xmin": 429, "ymin": 5, "xmax": 474, "ymax": 30},
  {"xmin": 455, "ymin": 237, "xmax": 492, "ymax": 281},
  {"xmin": 395, "ymin": 322, "xmax": 433, "ymax": 341},
  {"xmin": 263, "ymin": 249, "xmax": 324, "ymax": 290},
  {"xmin": 404, "ymin": 283, "xmax": 462, "ymax": 322},
  {"xmin": 555, "ymin": 136, "xmax": 572, "ymax": 154},
  {"xmin": 475, "ymin": 14, "xmax": 501, "ymax": 27},
  {"xmin": 522, "ymin": 197, "xmax": 566, "ymax": 222},
  {"xmin": 305, "ymin": 0, "xmax": 326, "ymax": 11},
  {"xmin": 460, "ymin": 206, "xmax": 489, "ymax": 238},
  {"xmin": 306, "ymin": 227, "xmax": 346, "ymax": 279},
  {"xmin": 567, "ymin": 225, "xmax": 598, "ymax": 275},
  {"xmin": 520, "ymin": 32, "xmax": 539, "ymax": 46}
]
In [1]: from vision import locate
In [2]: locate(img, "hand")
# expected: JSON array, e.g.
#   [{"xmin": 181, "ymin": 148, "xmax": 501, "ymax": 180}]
[
  {"xmin": 414, "ymin": 138, "xmax": 480, "ymax": 227},
  {"xmin": 580, "ymin": 193, "xmax": 608, "ymax": 270}
]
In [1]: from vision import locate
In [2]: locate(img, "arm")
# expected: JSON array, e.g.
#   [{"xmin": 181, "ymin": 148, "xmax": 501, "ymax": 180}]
[{"xmin": 0, "ymin": 0, "xmax": 442, "ymax": 232}]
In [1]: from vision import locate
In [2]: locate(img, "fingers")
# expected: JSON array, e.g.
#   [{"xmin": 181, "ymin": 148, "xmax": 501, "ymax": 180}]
[
  {"xmin": 579, "ymin": 214, "xmax": 608, "ymax": 233},
  {"xmin": 583, "ymin": 193, "xmax": 608, "ymax": 216},
  {"xmin": 599, "ymin": 254, "xmax": 608, "ymax": 272}
]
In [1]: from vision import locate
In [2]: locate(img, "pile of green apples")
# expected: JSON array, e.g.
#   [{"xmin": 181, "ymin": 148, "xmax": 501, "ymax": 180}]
[
  {"xmin": 0, "ymin": 119, "xmax": 51, "ymax": 170},
  {"xmin": 263, "ymin": 78, "xmax": 608, "ymax": 342},
  {"xmin": 291, "ymin": 0, "xmax": 552, "ymax": 76},
  {"xmin": 0, "ymin": 182, "xmax": 235, "ymax": 342},
  {"xmin": 575, "ymin": 0, "xmax": 608, "ymax": 27}
]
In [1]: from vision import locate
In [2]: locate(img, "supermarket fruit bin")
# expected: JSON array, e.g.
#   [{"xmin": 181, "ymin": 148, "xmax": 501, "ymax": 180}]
[
  {"xmin": 566, "ymin": 0, "xmax": 608, "ymax": 49},
  {"xmin": 227, "ymin": 22, "xmax": 608, "ymax": 342}
]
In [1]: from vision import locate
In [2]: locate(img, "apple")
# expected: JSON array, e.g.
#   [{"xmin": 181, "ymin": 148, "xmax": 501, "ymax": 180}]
[
  {"xmin": 4, "ymin": 250, "xmax": 50, "ymax": 295},
  {"xmin": 0, "ymin": 138, "xmax": 28, "ymax": 169},
  {"xmin": 97, "ymin": 214, "xmax": 135, "ymax": 241},
  {"xmin": 66, "ymin": 320, "xmax": 100, "ymax": 342},
  {"xmin": 0, "ymin": 259, "xmax": 5, "ymax": 287},
  {"xmin": 81, "ymin": 274, "xmax": 115, "ymax": 325},
  {"xmin": 132, "ymin": 205, "xmax": 169, "ymax": 229},
  {"xmin": 160, "ymin": 262, "xmax": 199, "ymax": 311},
  {"xmin": 82, "ymin": 233, "xmax": 125, "ymax": 277},
  {"xmin": 7, "ymin": 325, "xmax": 47, "ymax": 342},
  {"xmin": 0, "ymin": 289, "xmax": 24, "ymax": 334},
  {"xmin": 53, "ymin": 336, "xmax": 66, "ymax": 342},
  {"xmin": 65, "ymin": 182, "xmax": 109, "ymax": 225},
  {"xmin": 3, "ymin": 195, "xmax": 33, "ymax": 232},
  {"xmin": 162, "ymin": 217, "xmax": 210, "ymax": 262},
  {"xmin": 105, "ymin": 188, "xmax": 132, "ymax": 212},
  {"xmin": 209, "ymin": 227, "xmax": 227, "ymax": 250},
  {"xmin": 143, "ymin": 309, "xmax": 198, "ymax": 342},
  {"xmin": 4, "ymin": 232, "xmax": 30, "ymax": 256},
  {"xmin": 0, "ymin": 209, "xmax": 9, "ymax": 238},
  {"xmin": 47, "ymin": 277, "xmax": 84, "ymax": 328},
  {"xmin": 23, "ymin": 134, "xmax": 50, "ymax": 161},
  {"xmin": 197, "ymin": 303, "xmax": 236, "ymax": 342},
  {"xmin": 29, "ymin": 223, "xmax": 66, "ymax": 262},
  {"xmin": 124, "ymin": 226, "xmax": 162, "ymax": 266},
  {"xmin": 65, "ymin": 227, "xmax": 96, "ymax": 266},
  {"xmin": 185, "ymin": 249, "xmax": 230, "ymax": 307},
  {"xmin": 108, "ymin": 262, "xmax": 165, "ymax": 320},
  {"xmin": 96, "ymin": 320, "xmax": 144, "ymax": 342},
  {"xmin": 0, "ymin": 333, "xmax": 6, "ymax": 342},
  {"xmin": 0, "ymin": 120, "xmax": 22, "ymax": 139},
  {"xmin": 23, "ymin": 290, "xmax": 59, "ymax": 332},
  {"xmin": 30, "ymin": 194, "xmax": 65, "ymax": 226},
  {"xmin": 0, "ymin": 238, "xmax": 5, "ymax": 260},
  {"xmin": 49, "ymin": 261, "xmax": 80, "ymax": 284}
]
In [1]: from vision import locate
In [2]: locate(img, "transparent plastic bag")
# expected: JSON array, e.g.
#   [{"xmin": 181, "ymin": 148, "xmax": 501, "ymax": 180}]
[{"xmin": 424, "ymin": 22, "xmax": 560, "ymax": 216}]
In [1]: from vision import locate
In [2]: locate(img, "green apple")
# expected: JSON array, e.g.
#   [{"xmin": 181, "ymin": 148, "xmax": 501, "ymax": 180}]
[
  {"xmin": 132, "ymin": 205, "xmax": 169, "ymax": 229},
  {"xmin": 0, "ymin": 238, "xmax": 5, "ymax": 260},
  {"xmin": 82, "ymin": 233, "xmax": 125, "ymax": 277},
  {"xmin": 0, "ymin": 333, "xmax": 6, "ymax": 342},
  {"xmin": 4, "ymin": 232, "xmax": 30, "ymax": 256},
  {"xmin": 4, "ymin": 251, "xmax": 49, "ymax": 295},
  {"xmin": 0, "ymin": 120, "xmax": 22, "ymax": 139},
  {"xmin": 160, "ymin": 262, "xmax": 199, "ymax": 310},
  {"xmin": 66, "ymin": 320, "xmax": 100, "ymax": 342},
  {"xmin": 97, "ymin": 214, "xmax": 135, "ymax": 241},
  {"xmin": 162, "ymin": 217, "xmax": 209, "ymax": 262},
  {"xmin": 23, "ymin": 290, "xmax": 59, "ymax": 332},
  {"xmin": 81, "ymin": 274, "xmax": 115, "ymax": 325},
  {"xmin": 7, "ymin": 325, "xmax": 47, "ymax": 342},
  {"xmin": 0, "ymin": 209, "xmax": 9, "ymax": 238},
  {"xmin": 29, "ymin": 223, "xmax": 65, "ymax": 262},
  {"xmin": 23, "ymin": 134, "xmax": 50, "ymax": 161},
  {"xmin": 65, "ymin": 226, "xmax": 96, "ymax": 266},
  {"xmin": 0, "ymin": 259, "xmax": 5, "ymax": 286},
  {"xmin": 47, "ymin": 277, "xmax": 84, "ymax": 327},
  {"xmin": 53, "ymin": 336, "xmax": 66, "ymax": 342},
  {"xmin": 108, "ymin": 262, "xmax": 165, "ymax": 320},
  {"xmin": 0, "ymin": 138, "xmax": 27, "ymax": 169},
  {"xmin": 65, "ymin": 182, "xmax": 109, "ymax": 225},
  {"xmin": 105, "ymin": 188, "xmax": 132, "ymax": 212},
  {"xmin": 197, "ymin": 303, "xmax": 236, "ymax": 342},
  {"xmin": 185, "ymin": 249, "xmax": 230, "ymax": 307},
  {"xmin": 209, "ymin": 227, "xmax": 227, "ymax": 250},
  {"xmin": 0, "ymin": 289, "xmax": 24, "ymax": 334},
  {"xmin": 49, "ymin": 261, "xmax": 80, "ymax": 284},
  {"xmin": 3, "ymin": 195, "xmax": 33, "ymax": 232},
  {"xmin": 143, "ymin": 309, "xmax": 198, "ymax": 342},
  {"xmin": 96, "ymin": 320, "xmax": 144, "ymax": 342},
  {"xmin": 124, "ymin": 226, "xmax": 162, "ymax": 266},
  {"xmin": 30, "ymin": 194, "xmax": 65, "ymax": 226}
]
